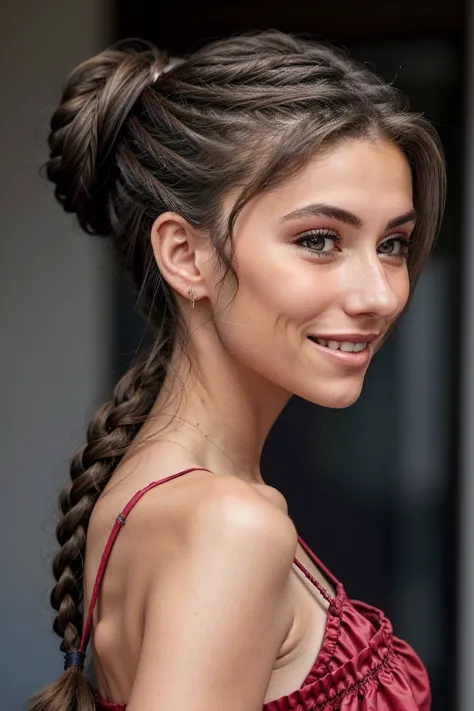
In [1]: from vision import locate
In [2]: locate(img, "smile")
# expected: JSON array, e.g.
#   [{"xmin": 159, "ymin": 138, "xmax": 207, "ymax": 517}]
[
  {"xmin": 313, "ymin": 338, "xmax": 367, "ymax": 353},
  {"xmin": 307, "ymin": 333, "xmax": 379, "ymax": 368}
]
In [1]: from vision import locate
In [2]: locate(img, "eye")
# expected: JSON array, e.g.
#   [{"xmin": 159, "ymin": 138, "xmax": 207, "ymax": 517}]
[
  {"xmin": 378, "ymin": 236, "xmax": 410, "ymax": 258},
  {"xmin": 294, "ymin": 229, "xmax": 341, "ymax": 256}
]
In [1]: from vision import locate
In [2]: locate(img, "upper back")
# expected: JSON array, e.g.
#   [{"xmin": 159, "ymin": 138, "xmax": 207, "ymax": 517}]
[{"xmin": 83, "ymin": 464, "xmax": 298, "ymax": 706}]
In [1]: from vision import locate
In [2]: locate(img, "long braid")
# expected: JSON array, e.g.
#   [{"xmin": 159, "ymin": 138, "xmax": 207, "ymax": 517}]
[
  {"xmin": 29, "ymin": 348, "xmax": 169, "ymax": 711},
  {"xmin": 51, "ymin": 348, "xmax": 166, "ymax": 648}
]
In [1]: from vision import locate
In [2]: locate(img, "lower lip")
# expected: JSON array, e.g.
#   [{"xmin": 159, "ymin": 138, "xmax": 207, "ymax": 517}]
[{"xmin": 307, "ymin": 338, "xmax": 371, "ymax": 368}]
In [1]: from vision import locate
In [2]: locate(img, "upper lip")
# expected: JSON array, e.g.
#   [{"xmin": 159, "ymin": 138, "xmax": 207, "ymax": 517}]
[{"xmin": 308, "ymin": 333, "xmax": 380, "ymax": 343}]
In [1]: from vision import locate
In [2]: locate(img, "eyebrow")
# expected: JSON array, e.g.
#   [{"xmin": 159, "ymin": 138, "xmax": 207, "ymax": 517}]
[{"xmin": 281, "ymin": 202, "xmax": 417, "ymax": 231}]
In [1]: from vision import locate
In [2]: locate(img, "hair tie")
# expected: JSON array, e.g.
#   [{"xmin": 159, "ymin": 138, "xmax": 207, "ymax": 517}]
[
  {"xmin": 151, "ymin": 67, "xmax": 162, "ymax": 84},
  {"xmin": 64, "ymin": 650, "xmax": 86, "ymax": 671},
  {"xmin": 151, "ymin": 56, "xmax": 185, "ymax": 85}
]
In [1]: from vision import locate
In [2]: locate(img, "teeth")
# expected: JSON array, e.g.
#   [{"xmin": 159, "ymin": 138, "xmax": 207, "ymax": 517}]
[
  {"xmin": 340, "ymin": 342, "xmax": 355, "ymax": 352},
  {"xmin": 314, "ymin": 338, "xmax": 367, "ymax": 353}
]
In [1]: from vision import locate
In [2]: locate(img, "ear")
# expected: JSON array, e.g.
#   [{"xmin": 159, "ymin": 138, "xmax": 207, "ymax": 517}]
[{"xmin": 150, "ymin": 212, "xmax": 210, "ymax": 304}]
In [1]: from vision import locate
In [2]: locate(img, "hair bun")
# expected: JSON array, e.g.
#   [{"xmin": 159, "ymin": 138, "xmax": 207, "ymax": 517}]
[{"xmin": 46, "ymin": 40, "xmax": 166, "ymax": 236}]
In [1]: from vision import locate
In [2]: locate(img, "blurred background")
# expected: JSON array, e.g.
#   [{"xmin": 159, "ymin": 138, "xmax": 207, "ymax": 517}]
[{"xmin": 1, "ymin": 0, "xmax": 473, "ymax": 709}]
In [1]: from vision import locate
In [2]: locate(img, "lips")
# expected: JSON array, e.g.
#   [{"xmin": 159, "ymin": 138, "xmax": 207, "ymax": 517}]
[
  {"xmin": 306, "ymin": 332, "xmax": 380, "ymax": 368},
  {"xmin": 307, "ymin": 332, "xmax": 379, "ymax": 351},
  {"xmin": 312, "ymin": 338, "xmax": 367, "ymax": 353}
]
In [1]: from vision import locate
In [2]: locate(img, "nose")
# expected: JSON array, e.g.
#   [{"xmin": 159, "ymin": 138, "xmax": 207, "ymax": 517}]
[{"xmin": 342, "ymin": 256, "xmax": 404, "ymax": 321}]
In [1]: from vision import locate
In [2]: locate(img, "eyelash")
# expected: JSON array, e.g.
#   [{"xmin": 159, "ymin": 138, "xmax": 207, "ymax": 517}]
[
  {"xmin": 294, "ymin": 229, "xmax": 341, "ymax": 257},
  {"xmin": 294, "ymin": 229, "xmax": 411, "ymax": 259}
]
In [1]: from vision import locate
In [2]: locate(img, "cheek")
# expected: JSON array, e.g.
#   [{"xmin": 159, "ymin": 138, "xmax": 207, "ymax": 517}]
[
  {"xmin": 237, "ymin": 239, "xmax": 334, "ymax": 318},
  {"xmin": 391, "ymin": 266, "xmax": 411, "ymax": 314},
  {"xmin": 215, "ymin": 258, "xmax": 332, "ymax": 350}
]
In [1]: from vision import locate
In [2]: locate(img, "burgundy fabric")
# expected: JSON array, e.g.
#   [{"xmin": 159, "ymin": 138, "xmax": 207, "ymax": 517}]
[{"xmin": 85, "ymin": 468, "xmax": 430, "ymax": 711}]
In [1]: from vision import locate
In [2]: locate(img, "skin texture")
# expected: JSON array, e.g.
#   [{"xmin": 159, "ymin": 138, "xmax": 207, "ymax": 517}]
[{"xmin": 84, "ymin": 137, "xmax": 414, "ymax": 711}]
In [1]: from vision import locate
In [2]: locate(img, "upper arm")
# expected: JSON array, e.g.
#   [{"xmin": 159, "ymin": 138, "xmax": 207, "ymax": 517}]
[{"xmin": 127, "ymin": 483, "xmax": 297, "ymax": 711}]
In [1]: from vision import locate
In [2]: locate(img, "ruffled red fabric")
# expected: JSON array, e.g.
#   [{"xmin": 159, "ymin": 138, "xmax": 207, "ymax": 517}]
[
  {"xmin": 96, "ymin": 583, "xmax": 430, "ymax": 711},
  {"xmin": 262, "ymin": 585, "xmax": 430, "ymax": 711}
]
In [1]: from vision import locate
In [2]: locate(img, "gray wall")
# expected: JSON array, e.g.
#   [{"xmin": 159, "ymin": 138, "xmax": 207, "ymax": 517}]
[
  {"xmin": 459, "ymin": 2, "xmax": 474, "ymax": 707},
  {"xmin": 0, "ymin": 2, "xmax": 112, "ymax": 707}
]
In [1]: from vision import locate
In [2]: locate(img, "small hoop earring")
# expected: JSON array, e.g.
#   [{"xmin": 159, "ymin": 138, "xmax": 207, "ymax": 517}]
[{"xmin": 188, "ymin": 286, "xmax": 197, "ymax": 308}]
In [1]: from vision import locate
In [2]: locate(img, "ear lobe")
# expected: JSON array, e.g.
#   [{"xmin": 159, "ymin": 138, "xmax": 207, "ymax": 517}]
[{"xmin": 151, "ymin": 212, "xmax": 202, "ymax": 300}]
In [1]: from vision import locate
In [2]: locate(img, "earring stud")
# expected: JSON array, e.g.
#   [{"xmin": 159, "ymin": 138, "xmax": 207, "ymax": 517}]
[{"xmin": 188, "ymin": 286, "xmax": 197, "ymax": 308}]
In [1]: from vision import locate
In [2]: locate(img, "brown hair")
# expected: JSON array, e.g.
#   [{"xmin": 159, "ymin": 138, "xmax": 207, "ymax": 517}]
[{"xmin": 29, "ymin": 30, "xmax": 445, "ymax": 711}]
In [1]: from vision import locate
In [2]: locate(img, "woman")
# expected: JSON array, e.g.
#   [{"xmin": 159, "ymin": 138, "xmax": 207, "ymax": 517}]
[{"xmin": 30, "ymin": 31, "xmax": 445, "ymax": 711}]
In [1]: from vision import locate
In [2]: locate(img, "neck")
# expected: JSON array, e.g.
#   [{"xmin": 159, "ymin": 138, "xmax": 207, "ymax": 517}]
[{"xmin": 145, "ymin": 326, "xmax": 291, "ymax": 482}]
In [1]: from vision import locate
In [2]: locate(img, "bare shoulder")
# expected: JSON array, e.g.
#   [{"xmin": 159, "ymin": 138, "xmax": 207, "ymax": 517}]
[
  {"xmin": 142, "ymin": 470, "xmax": 298, "ymax": 575},
  {"xmin": 188, "ymin": 474, "xmax": 297, "ymax": 564},
  {"xmin": 90, "ymin": 469, "xmax": 297, "ymax": 576},
  {"xmin": 126, "ymin": 474, "xmax": 298, "ymax": 710},
  {"xmin": 88, "ymin": 470, "xmax": 298, "ymax": 710}
]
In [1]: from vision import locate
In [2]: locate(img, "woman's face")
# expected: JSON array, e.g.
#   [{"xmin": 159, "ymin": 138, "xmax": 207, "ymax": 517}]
[{"xmin": 212, "ymin": 138, "xmax": 414, "ymax": 408}]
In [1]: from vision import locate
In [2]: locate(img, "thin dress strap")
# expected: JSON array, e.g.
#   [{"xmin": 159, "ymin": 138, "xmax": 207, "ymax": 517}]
[
  {"xmin": 79, "ymin": 467, "xmax": 210, "ymax": 653},
  {"xmin": 293, "ymin": 535, "xmax": 338, "ymax": 605}
]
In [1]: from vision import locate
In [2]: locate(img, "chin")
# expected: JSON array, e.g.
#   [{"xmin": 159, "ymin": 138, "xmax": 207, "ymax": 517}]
[{"xmin": 300, "ymin": 380, "xmax": 365, "ymax": 409}]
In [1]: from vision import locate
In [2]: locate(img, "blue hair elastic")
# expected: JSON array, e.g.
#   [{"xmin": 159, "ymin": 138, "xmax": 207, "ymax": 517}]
[{"xmin": 64, "ymin": 650, "xmax": 86, "ymax": 671}]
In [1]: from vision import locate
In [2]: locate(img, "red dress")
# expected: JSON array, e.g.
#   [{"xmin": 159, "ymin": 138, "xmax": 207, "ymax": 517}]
[{"xmin": 79, "ymin": 468, "xmax": 430, "ymax": 711}]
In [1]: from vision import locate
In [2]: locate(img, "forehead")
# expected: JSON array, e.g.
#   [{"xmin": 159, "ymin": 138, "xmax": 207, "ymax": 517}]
[{"xmin": 260, "ymin": 138, "xmax": 414, "ymax": 220}]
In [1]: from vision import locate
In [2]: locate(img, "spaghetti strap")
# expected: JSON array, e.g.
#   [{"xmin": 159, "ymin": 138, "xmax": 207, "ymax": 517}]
[
  {"xmin": 79, "ymin": 467, "xmax": 211, "ymax": 653},
  {"xmin": 293, "ymin": 557, "xmax": 335, "ymax": 605},
  {"xmin": 297, "ymin": 534, "xmax": 339, "ymax": 587},
  {"xmin": 292, "ymin": 535, "xmax": 340, "ymax": 606}
]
